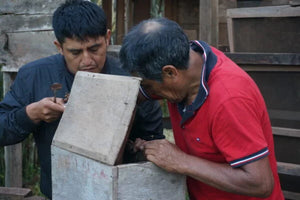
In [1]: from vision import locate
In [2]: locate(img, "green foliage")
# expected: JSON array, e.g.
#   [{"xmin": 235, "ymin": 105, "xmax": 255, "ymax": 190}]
[
  {"xmin": 151, "ymin": 0, "xmax": 164, "ymax": 18},
  {"xmin": 161, "ymin": 99, "xmax": 169, "ymax": 118}
]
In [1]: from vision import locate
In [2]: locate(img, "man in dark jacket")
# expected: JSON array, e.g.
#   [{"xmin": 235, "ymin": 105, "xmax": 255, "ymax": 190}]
[{"xmin": 0, "ymin": 1, "xmax": 163, "ymax": 199}]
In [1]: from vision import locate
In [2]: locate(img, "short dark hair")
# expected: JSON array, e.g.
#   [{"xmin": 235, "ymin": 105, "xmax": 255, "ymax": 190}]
[
  {"xmin": 120, "ymin": 18, "xmax": 189, "ymax": 81},
  {"xmin": 52, "ymin": 0, "xmax": 107, "ymax": 44}
]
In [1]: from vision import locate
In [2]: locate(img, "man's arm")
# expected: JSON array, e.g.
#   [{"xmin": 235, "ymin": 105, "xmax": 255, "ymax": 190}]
[
  {"xmin": 0, "ymin": 69, "xmax": 65, "ymax": 146},
  {"xmin": 142, "ymin": 139, "xmax": 274, "ymax": 198}
]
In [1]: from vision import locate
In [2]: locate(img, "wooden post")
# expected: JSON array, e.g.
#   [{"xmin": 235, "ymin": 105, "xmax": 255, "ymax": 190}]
[
  {"xmin": 116, "ymin": 0, "xmax": 125, "ymax": 44},
  {"xmin": 199, "ymin": 0, "xmax": 219, "ymax": 47},
  {"xmin": 3, "ymin": 72, "xmax": 23, "ymax": 187}
]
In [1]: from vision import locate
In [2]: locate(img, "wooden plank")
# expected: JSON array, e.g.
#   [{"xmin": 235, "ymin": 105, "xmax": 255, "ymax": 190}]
[
  {"xmin": 116, "ymin": 0, "xmax": 125, "ymax": 44},
  {"xmin": 1, "ymin": 31, "xmax": 56, "ymax": 72},
  {"xmin": 0, "ymin": 0, "xmax": 64, "ymax": 14},
  {"xmin": 237, "ymin": 65, "xmax": 300, "ymax": 72},
  {"xmin": 268, "ymin": 109, "xmax": 300, "ymax": 122},
  {"xmin": 3, "ymin": 72, "xmax": 22, "ymax": 188},
  {"xmin": 133, "ymin": 0, "xmax": 151, "ymax": 26},
  {"xmin": 199, "ymin": 0, "xmax": 219, "ymax": 47},
  {"xmin": 272, "ymin": 127, "xmax": 300, "ymax": 138},
  {"xmin": 227, "ymin": 5, "xmax": 300, "ymax": 18},
  {"xmin": 0, "ymin": 15, "xmax": 52, "ymax": 33},
  {"xmin": 51, "ymin": 146, "xmax": 117, "ymax": 200},
  {"xmin": 225, "ymin": 53, "xmax": 300, "ymax": 65},
  {"xmin": 282, "ymin": 190, "xmax": 300, "ymax": 200},
  {"xmin": 0, "ymin": 187, "xmax": 31, "ymax": 199},
  {"xmin": 117, "ymin": 162, "xmax": 186, "ymax": 200},
  {"xmin": 277, "ymin": 162, "xmax": 300, "ymax": 176},
  {"xmin": 290, "ymin": 0, "xmax": 300, "ymax": 6},
  {"xmin": 102, "ymin": 0, "xmax": 112, "ymax": 30},
  {"xmin": 124, "ymin": 0, "xmax": 133, "ymax": 34},
  {"xmin": 226, "ymin": 16, "xmax": 234, "ymax": 52},
  {"xmin": 164, "ymin": 0, "xmax": 178, "ymax": 21},
  {"xmin": 4, "ymin": 145, "xmax": 22, "ymax": 188}
]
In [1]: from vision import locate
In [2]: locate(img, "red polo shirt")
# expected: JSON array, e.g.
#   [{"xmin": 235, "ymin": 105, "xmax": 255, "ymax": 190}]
[{"xmin": 168, "ymin": 41, "xmax": 284, "ymax": 200}]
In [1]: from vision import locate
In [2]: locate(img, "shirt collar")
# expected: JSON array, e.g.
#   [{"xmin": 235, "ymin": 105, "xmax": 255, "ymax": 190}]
[{"xmin": 178, "ymin": 40, "xmax": 218, "ymax": 125}]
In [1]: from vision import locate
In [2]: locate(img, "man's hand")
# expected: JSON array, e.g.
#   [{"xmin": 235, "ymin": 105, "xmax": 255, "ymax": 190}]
[
  {"xmin": 26, "ymin": 97, "xmax": 65, "ymax": 124},
  {"xmin": 142, "ymin": 139, "xmax": 187, "ymax": 173}
]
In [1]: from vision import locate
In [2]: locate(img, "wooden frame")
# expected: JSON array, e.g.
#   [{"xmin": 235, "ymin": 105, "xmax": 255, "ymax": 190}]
[{"xmin": 226, "ymin": 5, "xmax": 300, "ymax": 52}]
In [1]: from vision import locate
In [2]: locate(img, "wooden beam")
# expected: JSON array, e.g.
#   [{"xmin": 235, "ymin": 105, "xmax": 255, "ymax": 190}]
[
  {"xmin": 102, "ymin": 0, "xmax": 112, "ymax": 30},
  {"xmin": 3, "ymin": 72, "xmax": 22, "ymax": 188},
  {"xmin": 116, "ymin": 0, "xmax": 125, "ymax": 44},
  {"xmin": 164, "ymin": 0, "xmax": 178, "ymax": 21},
  {"xmin": 282, "ymin": 190, "xmax": 300, "ymax": 200},
  {"xmin": 277, "ymin": 162, "xmax": 300, "ymax": 176},
  {"xmin": 0, "ymin": 187, "xmax": 31, "ymax": 199},
  {"xmin": 133, "ymin": 0, "xmax": 151, "ymax": 26},
  {"xmin": 227, "ymin": 5, "xmax": 300, "ymax": 18},
  {"xmin": 225, "ymin": 53, "xmax": 300, "ymax": 65},
  {"xmin": 272, "ymin": 127, "xmax": 300, "ymax": 138},
  {"xmin": 199, "ymin": 0, "xmax": 219, "ymax": 47}
]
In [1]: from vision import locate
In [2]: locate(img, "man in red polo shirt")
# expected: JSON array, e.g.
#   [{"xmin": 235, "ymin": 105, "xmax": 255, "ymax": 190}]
[{"xmin": 120, "ymin": 18, "xmax": 284, "ymax": 200}]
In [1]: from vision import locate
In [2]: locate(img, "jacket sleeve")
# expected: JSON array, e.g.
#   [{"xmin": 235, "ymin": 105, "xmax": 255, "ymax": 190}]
[
  {"xmin": 130, "ymin": 100, "xmax": 164, "ymax": 141},
  {"xmin": 0, "ymin": 68, "xmax": 38, "ymax": 146}
]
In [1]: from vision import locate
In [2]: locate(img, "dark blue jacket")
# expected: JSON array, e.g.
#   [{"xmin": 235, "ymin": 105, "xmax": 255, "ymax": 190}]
[{"xmin": 0, "ymin": 54, "xmax": 163, "ymax": 199}]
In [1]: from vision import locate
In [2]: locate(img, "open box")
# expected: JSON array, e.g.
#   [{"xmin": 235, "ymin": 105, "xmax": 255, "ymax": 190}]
[{"xmin": 51, "ymin": 72, "xmax": 186, "ymax": 200}]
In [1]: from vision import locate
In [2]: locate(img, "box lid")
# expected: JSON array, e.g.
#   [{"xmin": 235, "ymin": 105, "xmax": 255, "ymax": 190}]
[{"xmin": 52, "ymin": 71, "xmax": 141, "ymax": 165}]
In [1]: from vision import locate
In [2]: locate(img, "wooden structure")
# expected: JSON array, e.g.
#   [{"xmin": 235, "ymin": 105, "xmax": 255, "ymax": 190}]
[
  {"xmin": 227, "ymin": 5, "xmax": 300, "ymax": 53},
  {"xmin": 0, "ymin": 0, "xmax": 63, "ymax": 188},
  {"xmin": 225, "ymin": 53, "xmax": 300, "ymax": 199},
  {"xmin": 225, "ymin": 3, "xmax": 300, "ymax": 198},
  {"xmin": 51, "ymin": 72, "xmax": 186, "ymax": 200}
]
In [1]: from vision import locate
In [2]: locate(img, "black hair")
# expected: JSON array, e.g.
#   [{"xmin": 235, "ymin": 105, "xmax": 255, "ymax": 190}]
[
  {"xmin": 120, "ymin": 17, "xmax": 189, "ymax": 81},
  {"xmin": 52, "ymin": 0, "xmax": 107, "ymax": 44}
]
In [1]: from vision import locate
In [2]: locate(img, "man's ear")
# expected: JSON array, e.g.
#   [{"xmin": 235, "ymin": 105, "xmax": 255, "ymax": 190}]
[
  {"xmin": 54, "ymin": 40, "xmax": 63, "ymax": 55},
  {"xmin": 162, "ymin": 65, "xmax": 178, "ymax": 79},
  {"xmin": 105, "ymin": 29, "xmax": 111, "ymax": 45}
]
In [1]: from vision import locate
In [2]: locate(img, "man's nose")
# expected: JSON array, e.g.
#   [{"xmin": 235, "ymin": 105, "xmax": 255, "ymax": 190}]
[{"xmin": 81, "ymin": 51, "xmax": 93, "ymax": 66}]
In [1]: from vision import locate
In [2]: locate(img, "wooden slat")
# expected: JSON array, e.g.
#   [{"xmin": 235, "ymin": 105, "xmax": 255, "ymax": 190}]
[
  {"xmin": 225, "ymin": 53, "xmax": 300, "ymax": 65},
  {"xmin": 290, "ymin": 0, "xmax": 300, "ymax": 6},
  {"xmin": 102, "ymin": 0, "xmax": 112, "ymax": 30},
  {"xmin": 272, "ymin": 127, "xmax": 300, "ymax": 138},
  {"xmin": 277, "ymin": 162, "xmax": 300, "ymax": 176},
  {"xmin": 227, "ymin": 5, "xmax": 300, "ymax": 18},
  {"xmin": 199, "ymin": 0, "xmax": 219, "ymax": 47},
  {"xmin": 282, "ymin": 190, "xmax": 300, "ymax": 200},
  {"xmin": 0, "ymin": 187, "xmax": 32, "ymax": 199},
  {"xmin": 116, "ymin": 0, "xmax": 125, "ymax": 44}
]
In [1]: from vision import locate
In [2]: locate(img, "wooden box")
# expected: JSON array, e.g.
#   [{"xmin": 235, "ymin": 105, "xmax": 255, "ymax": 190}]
[
  {"xmin": 52, "ymin": 146, "xmax": 186, "ymax": 200},
  {"xmin": 51, "ymin": 72, "xmax": 186, "ymax": 199}
]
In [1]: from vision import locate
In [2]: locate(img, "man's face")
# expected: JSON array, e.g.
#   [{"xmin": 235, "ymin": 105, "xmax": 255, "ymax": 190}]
[
  {"xmin": 55, "ymin": 33, "xmax": 110, "ymax": 74},
  {"xmin": 140, "ymin": 67, "xmax": 188, "ymax": 103}
]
